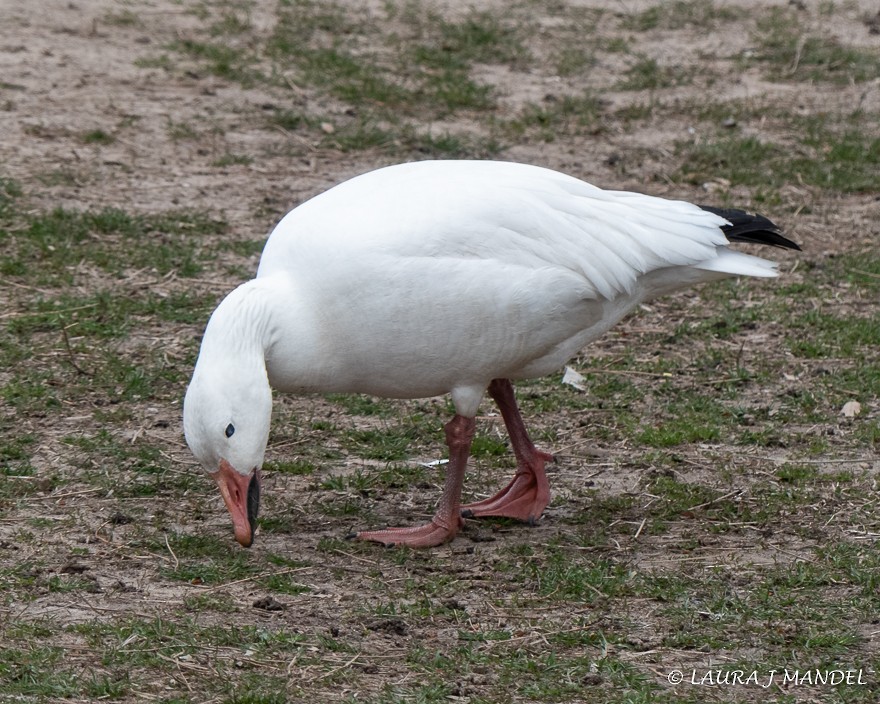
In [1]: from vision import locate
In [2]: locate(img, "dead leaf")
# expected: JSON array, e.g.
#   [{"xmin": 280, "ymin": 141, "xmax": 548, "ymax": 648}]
[{"xmin": 562, "ymin": 365, "xmax": 586, "ymax": 391}]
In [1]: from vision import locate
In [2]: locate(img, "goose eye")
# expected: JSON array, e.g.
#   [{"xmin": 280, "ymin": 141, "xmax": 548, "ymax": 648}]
[{"xmin": 225, "ymin": 423, "xmax": 235, "ymax": 438}]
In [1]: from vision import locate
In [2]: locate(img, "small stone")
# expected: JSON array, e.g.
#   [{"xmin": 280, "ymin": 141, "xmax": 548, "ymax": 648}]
[{"xmin": 841, "ymin": 401, "xmax": 862, "ymax": 418}]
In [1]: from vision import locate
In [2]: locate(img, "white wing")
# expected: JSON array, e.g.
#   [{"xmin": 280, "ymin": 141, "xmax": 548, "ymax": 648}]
[
  {"xmin": 255, "ymin": 161, "xmax": 780, "ymax": 407},
  {"xmin": 258, "ymin": 160, "xmax": 769, "ymax": 299}
]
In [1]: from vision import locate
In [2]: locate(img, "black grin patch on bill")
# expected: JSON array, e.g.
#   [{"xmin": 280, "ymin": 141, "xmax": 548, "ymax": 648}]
[{"xmin": 247, "ymin": 472, "xmax": 260, "ymax": 540}]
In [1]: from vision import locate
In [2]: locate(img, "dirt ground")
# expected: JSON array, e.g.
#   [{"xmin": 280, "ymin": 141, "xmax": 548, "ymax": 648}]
[{"xmin": 1, "ymin": 0, "xmax": 879, "ymax": 703}]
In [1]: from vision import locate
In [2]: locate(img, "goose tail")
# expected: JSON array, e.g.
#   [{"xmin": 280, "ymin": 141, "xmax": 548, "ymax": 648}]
[
  {"xmin": 693, "ymin": 206, "xmax": 799, "ymax": 278},
  {"xmin": 699, "ymin": 206, "xmax": 801, "ymax": 251}
]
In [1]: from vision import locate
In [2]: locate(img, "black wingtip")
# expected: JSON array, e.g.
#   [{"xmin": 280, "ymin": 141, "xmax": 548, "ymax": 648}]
[{"xmin": 699, "ymin": 205, "xmax": 801, "ymax": 251}]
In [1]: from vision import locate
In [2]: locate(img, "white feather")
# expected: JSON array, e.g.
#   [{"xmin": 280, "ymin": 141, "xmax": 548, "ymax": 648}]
[{"xmin": 186, "ymin": 160, "xmax": 786, "ymax": 468}]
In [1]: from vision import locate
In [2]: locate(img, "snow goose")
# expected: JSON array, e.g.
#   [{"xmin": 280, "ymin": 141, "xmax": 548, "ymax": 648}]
[{"xmin": 183, "ymin": 160, "xmax": 799, "ymax": 548}]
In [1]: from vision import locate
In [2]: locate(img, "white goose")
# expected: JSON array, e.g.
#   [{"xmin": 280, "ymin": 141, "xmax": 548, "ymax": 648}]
[{"xmin": 183, "ymin": 160, "xmax": 798, "ymax": 548}]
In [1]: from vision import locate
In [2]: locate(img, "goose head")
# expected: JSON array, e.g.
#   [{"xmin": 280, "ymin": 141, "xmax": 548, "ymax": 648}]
[{"xmin": 183, "ymin": 360, "xmax": 272, "ymax": 547}]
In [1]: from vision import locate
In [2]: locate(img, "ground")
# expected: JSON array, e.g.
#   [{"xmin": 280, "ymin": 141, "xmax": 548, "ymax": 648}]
[{"xmin": 1, "ymin": 0, "xmax": 879, "ymax": 703}]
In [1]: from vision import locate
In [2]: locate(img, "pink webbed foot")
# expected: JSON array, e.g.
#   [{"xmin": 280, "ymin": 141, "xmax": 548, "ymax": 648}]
[
  {"xmin": 462, "ymin": 378, "xmax": 555, "ymax": 523},
  {"xmin": 461, "ymin": 450, "xmax": 553, "ymax": 523},
  {"xmin": 355, "ymin": 515, "xmax": 462, "ymax": 548},
  {"xmin": 355, "ymin": 413, "xmax": 475, "ymax": 549}
]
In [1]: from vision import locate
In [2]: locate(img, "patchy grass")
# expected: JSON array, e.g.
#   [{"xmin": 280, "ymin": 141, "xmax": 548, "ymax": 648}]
[
  {"xmin": 2, "ymin": 0, "xmax": 879, "ymax": 703},
  {"xmin": 503, "ymin": 93, "xmax": 604, "ymax": 142},
  {"xmin": 1, "ymin": 204, "xmax": 224, "ymax": 284},
  {"xmin": 620, "ymin": 0, "xmax": 745, "ymax": 31},
  {"xmin": 676, "ymin": 112, "xmax": 880, "ymax": 195},
  {"xmin": 749, "ymin": 8, "xmax": 880, "ymax": 85},
  {"xmin": 161, "ymin": 0, "xmax": 533, "ymax": 156},
  {"xmin": 618, "ymin": 56, "xmax": 693, "ymax": 91},
  {"xmin": 266, "ymin": 2, "xmax": 509, "ymax": 116}
]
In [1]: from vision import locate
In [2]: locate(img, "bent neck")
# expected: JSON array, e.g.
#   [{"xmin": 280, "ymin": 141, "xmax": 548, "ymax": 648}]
[
  {"xmin": 195, "ymin": 275, "xmax": 325, "ymax": 391},
  {"xmin": 197, "ymin": 278, "xmax": 280, "ymax": 373}
]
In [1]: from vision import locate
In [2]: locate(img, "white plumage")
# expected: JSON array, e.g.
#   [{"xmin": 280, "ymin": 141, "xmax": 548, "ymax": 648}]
[{"xmin": 183, "ymin": 160, "xmax": 797, "ymax": 548}]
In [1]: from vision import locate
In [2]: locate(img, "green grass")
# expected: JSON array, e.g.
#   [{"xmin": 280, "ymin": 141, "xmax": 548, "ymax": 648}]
[
  {"xmin": 750, "ymin": 8, "xmax": 880, "ymax": 84},
  {"xmin": 213, "ymin": 152, "xmax": 254, "ymax": 167},
  {"xmin": 266, "ymin": 3, "xmax": 507, "ymax": 117},
  {"xmin": 618, "ymin": 56, "xmax": 692, "ymax": 91},
  {"xmin": 428, "ymin": 10, "xmax": 528, "ymax": 66},
  {"xmin": 3, "ymin": 1, "xmax": 880, "ymax": 703},
  {"xmin": 620, "ymin": 0, "xmax": 744, "ymax": 31},
  {"xmin": 102, "ymin": 9, "xmax": 140, "ymax": 27},
  {"xmin": 157, "ymin": 0, "xmax": 535, "ymax": 158},
  {"xmin": 1, "ymin": 205, "xmax": 224, "ymax": 285},
  {"xmin": 788, "ymin": 310, "xmax": 880, "ymax": 360},
  {"xmin": 0, "ymin": 646, "xmax": 81, "ymax": 698},
  {"xmin": 10, "ymin": 289, "xmax": 213, "ymax": 339},
  {"xmin": 134, "ymin": 53, "xmax": 174, "ymax": 71},
  {"xmin": 676, "ymin": 113, "xmax": 880, "ymax": 195},
  {"xmin": 0, "ymin": 434, "xmax": 36, "ymax": 475},
  {"xmin": 173, "ymin": 39, "xmax": 265, "ymax": 85},
  {"xmin": 82, "ymin": 128, "xmax": 115, "ymax": 145},
  {"xmin": 502, "ymin": 93, "xmax": 604, "ymax": 142}
]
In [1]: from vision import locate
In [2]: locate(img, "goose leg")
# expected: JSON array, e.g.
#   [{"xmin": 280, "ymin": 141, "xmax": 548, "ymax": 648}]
[
  {"xmin": 461, "ymin": 378, "xmax": 552, "ymax": 523},
  {"xmin": 356, "ymin": 414, "xmax": 475, "ymax": 548}
]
